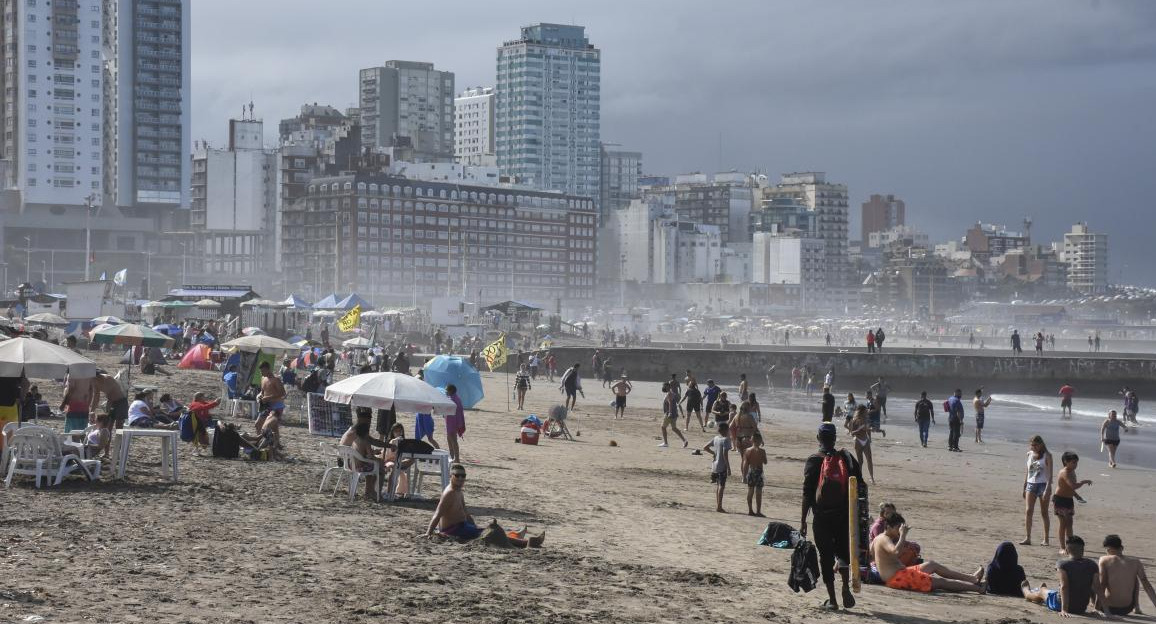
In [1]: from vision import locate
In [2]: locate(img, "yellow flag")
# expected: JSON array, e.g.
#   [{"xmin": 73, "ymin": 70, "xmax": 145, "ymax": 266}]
[
  {"xmin": 481, "ymin": 333, "xmax": 508, "ymax": 372},
  {"xmin": 336, "ymin": 304, "xmax": 361, "ymax": 333}
]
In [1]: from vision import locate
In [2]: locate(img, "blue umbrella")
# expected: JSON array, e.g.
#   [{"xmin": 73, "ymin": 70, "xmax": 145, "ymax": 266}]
[
  {"xmin": 153, "ymin": 324, "xmax": 183, "ymax": 336},
  {"xmin": 422, "ymin": 355, "xmax": 484, "ymax": 409}
]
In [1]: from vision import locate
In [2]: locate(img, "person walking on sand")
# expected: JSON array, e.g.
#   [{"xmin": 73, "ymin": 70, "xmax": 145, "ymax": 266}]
[
  {"xmin": 914, "ymin": 391, "xmax": 934, "ymax": 448},
  {"xmin": 703, "ymin": 422, "xmax": 732, "ymax": 513},
  {"xmin": 846, "ymin": 405, "xmax": 875, "ymax": 484},
  {"xmin": 443, "ymin": 385, "xmax": 466, "ymax": 463},
  {"xmin": 737, "ymin": 373, "xmax": 749, "ymax": 403},
  {"xmin": 744, "ymin": 431, "xmax": 767, "ymax": 517},
  {"xmin": 610, "ymin": 374, "xmax": 632, "ymax": 420},
  {"xmin": 872, "ymin": 514, "xmax": 985, "ymax": 594},
  {"xmin": 514, "ymin": 363, "xmax": 531, "ymax": 410},
  {"xmin": 945, "ymin": 389, "xmax": 965, "ymax": 452},
  {"xmin": 1054, "ymin": 452, "xmax": 1092, "ymax": 554},
  {"xmin": 973, "ymin": 388, "xmax": 991, "ymax": 444},
  {"xmin": 682, "ymin": 380, "xmax": 705, "ymax": 432},
  {"xmin": 1021, "ymin": 435, "xmax": 1054, "ymax": 547},
  {"xmin": 1101, "ymin": 409, "xmax": 1128, "ymax": 468},
  {"xmin": 703, "ymin": 380, "xmax": 721, "ymax": 426},
  {"xmin": 559, "ymin": 363, "xmax": 583, "ymax": 411},
  {"xmin": 821, "ymin": 386, "xmax": 836, "ymax": 423},
  {"xmin": 869, "ymin": 377, "xmax": 891, "ymax": 421},
  {"xmin": 658, "ymin": 382, "xmax": 687, "ymax": 448},
  {"xmin": 1059, "ymin": 382, "xmax": 1075, "ymax": 419},
  {"xmin": 800, "ymin": 423, "xmax": 863, "ymax": 611},
  {"xmin": 1098, "ymin": 534, "xmax": 1156, "ymax": 616}
]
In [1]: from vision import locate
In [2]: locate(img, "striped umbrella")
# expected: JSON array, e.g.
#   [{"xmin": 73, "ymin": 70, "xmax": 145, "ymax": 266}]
[{"xmin": 91, "ymin": 323, "xmax": 176, "ymax": 348}]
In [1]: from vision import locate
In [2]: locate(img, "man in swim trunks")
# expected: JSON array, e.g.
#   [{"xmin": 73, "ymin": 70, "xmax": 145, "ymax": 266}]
[
  {"xmin": 973, "ymin": 388, "xmax": 991, "ymax": 444},
  {"xmin": 872, "ymin": 513, "xmax": 985, "ymax": 594},
  {"xmin": 559, "ymin": 363, "xmax": 583, "ymax": 411},
  {"xmin": 427, "ymin": 464, "xmax": 478, "ymax": 539},
  {"xmin": 60, "ymin": 374, "xmax": 94, "ymax": 432},
  {"xmin": 610, "ymin": 374, "xmax": 632, "ymax": 420},
  {"xmin": 1059, "ymin": 383, "xmax": 1075, "ymax": 419},
  {"xmin": 1099, "ymin": 534, "xmax": 1156, "ymax": 616},
  {"xmin": 90, "ymin": 370, "xmax": 128, "ymax": 430},
  {"xmin": 256, "ymin": 362, "xmax": 286, "ymax": 445},
  {"xmin": 744, "ymin": 432, "xmax": 767, "ymax": 517}
]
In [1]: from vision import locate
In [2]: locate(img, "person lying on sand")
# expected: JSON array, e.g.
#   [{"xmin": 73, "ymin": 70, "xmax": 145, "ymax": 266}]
[
  {"xmin": 425, "ymin": 464, "xmax": 544, "ymax": 548},
  {"xmin": 871, "ymin": 513, "xmax": 985, "ymax": 594}
]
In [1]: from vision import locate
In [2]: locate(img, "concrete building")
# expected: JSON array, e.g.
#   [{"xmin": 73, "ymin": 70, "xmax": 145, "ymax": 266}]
[
  {"xmin": 454, "ymin": 86, "xmax": 494, "ymax": 167},
  {"xmin": 496, "ymin": 23, "xmax": 601, "ymax": 205},
  {"xmin": 867, "ymin": 224, "xmax": 928, "ymax": 250},
  {"xmin": 750, "ymin": 196, "xmax": 817, "ymax": 236},
  {"xmin": 762, "ymin": 172, "xmax": 849, "ymax": 286},
  {"xmin": 861, "ymin": 193, "xmax": 905, "ymax": 245},
  {"xmin": 280, "ymin": 173, "xmax": 597, "ymax": 304},
  {"xmin": 643, "ymin": 172, "xmax": 756, "ymax": 244},
  {"xmin": 615, "ymin": 198, "xmax": 721, "ymax": 285},
  {"xmin": 752, "ymin": 232, "xmax": 825, "ymax": 310},
  {"xmin": 278, "ymin": 103, "xmax": 346, "ymax": 146},
  {"xmin": 599, "ymin": 143, "xmax": 641, "ymax": 218},
  {"xmin": 190, "ymin": 113, "xmax": 276, "ymax": 280},
  {"xmin": 964, "ymin": 222, "xmax": 1029, "ymax": 262},
  {"xmin": 1062, "ymin": 222, "xmax": 1108, "ymax": 294},
  {"xmin": 359, "ymin": 61, "xmax": 455, "ymax": 162}
]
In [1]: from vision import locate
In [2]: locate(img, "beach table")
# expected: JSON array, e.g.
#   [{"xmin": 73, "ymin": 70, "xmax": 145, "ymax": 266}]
[
  {"xmin": 385, "ymin": 449, "xmax": 450, "ymax": 502},
  {"xmin": 111, "ymin": 428, "xmax": 179, "ymax": 481}
]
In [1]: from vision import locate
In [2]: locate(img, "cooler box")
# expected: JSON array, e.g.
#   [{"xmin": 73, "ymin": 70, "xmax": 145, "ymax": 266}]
[{"xmin": 520, "ymin": 426, "xmax": 540, "ymax": 445}]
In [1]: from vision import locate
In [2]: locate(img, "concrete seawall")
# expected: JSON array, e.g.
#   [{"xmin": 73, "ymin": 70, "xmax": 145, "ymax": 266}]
[{"xmin": 541, "ymin": 347, "xmax": 1156, "ymax": 395}]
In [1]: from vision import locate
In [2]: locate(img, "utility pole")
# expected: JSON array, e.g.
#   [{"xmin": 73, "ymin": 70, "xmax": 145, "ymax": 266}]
[
  {"xmin": 619, "ymin": 253, "xmax": 626, "ymax": 308},
  {"xmin": 142, "ymin": 251, "xmax": 153, "ymax": 299},
  {"xmin": 24, "ymin": 236, "xmax": 31, "ymax": 284},
  {"xmin": 84, "ymin": 193, "xmax": 97, "ymax": 281},
  {"xmin": 179, "ymin": 242, "xmax": 187, "ymax": 286}
]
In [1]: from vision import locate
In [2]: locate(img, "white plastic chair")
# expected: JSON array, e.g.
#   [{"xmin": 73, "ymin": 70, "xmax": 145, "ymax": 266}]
[
  {"xmin": 318, "ymin": 442, "xmax": 351, "ymax": 494},
  {"xmin": 337, "ymin": 445, "xmax": 380, "ymax": 502},
  {"xmin": 1, "ymin": 422, "xmax": 20, "ymax": 478},
  {"xmin": 4, "ymin": 425, "xmax": 101, "ymax": 488},
  {"xmin": 410, "ymin": 449, "xmax": 451, "ymax": 499}
]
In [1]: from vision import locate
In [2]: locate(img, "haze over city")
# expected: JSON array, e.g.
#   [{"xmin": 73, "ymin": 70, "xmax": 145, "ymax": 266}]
[{"xmin": 193, "ymin": 0, "xmax": 1156, "ymax": 285}]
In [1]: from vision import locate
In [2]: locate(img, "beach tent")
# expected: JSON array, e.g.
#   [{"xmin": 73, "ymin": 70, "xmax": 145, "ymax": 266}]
[
  {"xmin": 177, "ymin": 343, "xmax": 213, "ymax": 370},
  {"xmin": 335, "ymin": 293, "xmax": 373, "ymax": 311},
  {"xmin": 282, "ymin": 294, "xmax": 312, "ymax": 309},
  {"xmin": 313, "ymin": 294, "xmax": 345, "ymax": 310}
]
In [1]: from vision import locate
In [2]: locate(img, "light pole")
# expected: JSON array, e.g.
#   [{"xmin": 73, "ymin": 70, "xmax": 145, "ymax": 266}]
[
  {"xmin": 619, "ymin": 253, "xmax": 626, "ymax": 308},
  {"xmin": 178, "ymin": 242, "xmax": 187, "ymax": 286},
  {"xmin": 83, "ymin": 193, "xmax": 97, "ymax": 281},
  {"xmin": 141, "ymin": 251, "xmax": 153, "ymax": 299},
  {"xmin": 23, "ymin": 236, "xmax": 31, "ymax": 284}
]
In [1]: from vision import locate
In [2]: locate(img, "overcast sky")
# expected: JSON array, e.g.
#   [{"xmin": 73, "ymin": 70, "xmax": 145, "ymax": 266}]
[{"xmin": 191, "ymin": 0, "xmax": 1156, "ymax": 286}]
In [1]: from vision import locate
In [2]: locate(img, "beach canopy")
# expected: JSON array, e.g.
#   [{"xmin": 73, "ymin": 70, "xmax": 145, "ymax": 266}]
[
  {"xmin": 324, "ymin": 372, "xmax": 457, "ymax": 414},
  {"xmin": 313, "ymin": 293, "xmax": 344, "ymax": 309},
  {"xmin": 335, "ymin": 293, "xmax": 373, "ymax": 311},
  {"xmin": 91, "ymin": 323, "xmax": 175, "ymax": 348},
  {"xmin": 422, "ymin": 355, "xmax": 484, "ymax": 409},
  {"xmin": 195, "ymin": 299, "xmax": 221, "ymax": 308},
  {"xmin": 282, "ymin": 294, "xmax": 312, "ymax": 309},
  {"xmin": 24, "ymin": 313, "xmax": 68, "ymax": 325},
  {"xmin": 0, "ymin": 336, "xmax": 97, "ymax": 379},
  {"xmin": 220, "ymin": 335, "xmax": 299, "ymax": 353},
  {"xmin": 177, "ymin": 343, "xmax": 213, "ymax": 370}
]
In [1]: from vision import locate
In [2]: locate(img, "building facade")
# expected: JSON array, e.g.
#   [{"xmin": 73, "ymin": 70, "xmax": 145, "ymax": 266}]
[
  {"xmin": 643, "ymin": 172, "xmax": 756, "ymax": 245},
  {"xmin": 751, "ymin": 232, "xmax": 825, "ymax": 307},
  {"xmin": 762, "ymin": 172, "xmax": 849, "ymax": 286},
  {"xmin": 359, "ymin": 60, "xmax": 454, "ymax": 162},
  {"xmin": 599, "ymin": 143, "xmax": 641, "ymax": 219},
  {"xmin": 454, "ymin": 86, "xmax": 494, "ymax": 167},
  {"xmin": 964, "ymin": 222, "xmax": 1029, "ymax": 262},
  {"xmin": 1062, "ymin": 222, "xmax": 1108, "ymax": 294},
  {"xmin": 281, "ymin": 174, "xmax": 597, "ymax": 304},
  {"xmin": 861, "ymin": 193, "xmax": 905, "ymax": 245},
  {"xmin": 496, "ymin": 23, "xmax": 600, "ymax": 205}
]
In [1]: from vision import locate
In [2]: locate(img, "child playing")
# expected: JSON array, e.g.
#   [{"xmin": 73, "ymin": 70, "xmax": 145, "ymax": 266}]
[
  {"xmin": 85, "ymin": 413, "xmax": 111, "ymax": 459},
  {"xmin": 1054, "ymin": 452, "xmax": 1092, "ymax": 554},
  {"xmin": 704, "ymin": 422, "xmax": 732, "ymax": 513},
  {"xmin": 187, "ymin": 392, "xmax": 221, "ymax": 454},
  {"xmin": 743, "ymin": 431, "xmax": 767, "ymax": 517}
]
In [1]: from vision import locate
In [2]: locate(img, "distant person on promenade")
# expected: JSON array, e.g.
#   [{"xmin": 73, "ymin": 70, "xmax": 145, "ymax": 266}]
[
  {"xmin": 1054, "ymin": 451, "xmax": 1092, "ymax": 553},
  {"xmin": 1021, "ymin": 435, "xmax": 1054, "ymax": 547},
  {"xmin": 800, "ymin": 423, "xmax": 863, "ymax": 611},
  {"xmin": 872, "ymin": 514, "xmax": 985, "ymax": 594},
  {"xmin": 1011, "ymin": 330, "xmax": 1023, "ymax": 355},
  {"xmin": 1100, "ymin": 410, "xmax": 1128, "ymax": 468},
  {"xmin": 1099, "ymin": 534, "xmax": 1156, "ymax": 616},
  {"xmin": 973, "ymin": 388, "xmax": 991, "ymax": 444},
  {"xmin": 875, "ymin": 327, "xmax": 886, "ymax": 351},
  {"xmin": 1059, "ymin": 383, "xmax": 1075, "ymax": 419},
  {"xmin": 914, "ymin": 391, "xmax": 934, "ymax": 448},
  {"xmin": 866, "ymin": 330, "xmax": 876, "ymax": 354}
]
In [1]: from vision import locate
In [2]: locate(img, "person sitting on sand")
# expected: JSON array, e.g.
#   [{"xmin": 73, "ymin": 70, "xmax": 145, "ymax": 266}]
[
  {"xmin": 426, "ymin": 463, "xmax": 544, "ymax": 547},
  {"xmin": 1020, "ymin": 535, "xmax": 1110, "ymax": 617},
  {"xmin": 868, "ymin": 502, "xmax": 920, "ymax": 565},
  {"xmin": 984, "ymin": 541, "xmax": 1028, "ymax": 597},
  {"xmin": 1099, "ymin": 534, "xmax": 1156, "ymax": 616},
  {"xmin": 871, "ymin": 513, "xmax": 985, "ymax": 594},
  {"xmin": 156, "ymin": 393, "xmax": 184, "ymax": 421}
]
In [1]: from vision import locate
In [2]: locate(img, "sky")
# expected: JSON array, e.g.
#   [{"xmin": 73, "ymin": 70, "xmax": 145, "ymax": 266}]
[{"xmin": 191, "ymin": 0, "xmax": 1156, "ymax": 286}]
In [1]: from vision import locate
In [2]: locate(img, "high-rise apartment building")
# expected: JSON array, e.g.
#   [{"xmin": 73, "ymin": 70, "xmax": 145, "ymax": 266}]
[
  {"xmin": 454, "ymin": 86, "xmax": 494, "ymax": 167},
  {"xmin": 763, "ymin": 172, "xmax": 849, "ymax": 287},
  {"xmin": 104, "ymin": 0, "xmax": 191, "ymax": 209},
  {"xmin": 496, "ymin": 23, "xmax": 601, "ymax": 204},
  {"xmin": 599, "ymin": 143, "xmax": 641, "ymax": 217},
  {"xmin": 861, "ymin": 193, "xmax": 905, "ymax": 244},
  {"xmin": 359, "ymin": 60, "xmax": 454, "ymax": 162},
  {"xmin": 1062, "ymin": 222, "xmax": 1108, "ymax": 294},
  {"xmin": 644, "ymin": 172, "xmax": 756, "ymax": 244}
]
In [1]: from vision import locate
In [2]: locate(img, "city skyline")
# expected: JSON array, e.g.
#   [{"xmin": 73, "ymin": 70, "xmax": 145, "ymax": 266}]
[{"xmin": 190, "ymin": 0, "xmax": 1156, "ymax": 285}]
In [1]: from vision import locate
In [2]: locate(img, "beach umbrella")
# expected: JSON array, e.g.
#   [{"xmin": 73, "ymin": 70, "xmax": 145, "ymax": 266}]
[
  {"xmin": 88, "ymin": 323, "xmax": 116, "ymax": 338},
  {"xmin": 342, "ymin": 337, "xmax": 371, "ymax": 349},
  {"xmin": 91, "ymin": 315, "xmax": 123, "ymax": 325},
  {"xmin": 194, "ymin": 299, "xmax": 221, "ymax": 308},
  {"xmin": 241, "ymin": 327, "xmax": 266, "ymax": 336},
  {"xmin": 220, "ymin": 335, "xmax": 298, "ymax": 353},
  {"xmin": 0, "ymin": 336, "xmax": 97, "ymax": 379},
  {"xmin": 91, "ymin": 323, "xmax": 175, "ymax": 348},
  {"xmin": 422, "ymin": 355, "xmax": 484, "ymax": 409},
  {"xmin": 24, "ymin": 313, "xmax": 68, "ymax": 325},
  {"xmin": 324, "ymin": 372, "xmax": 457, "ymax": 414},
  {"xmin": 152, "ymin": 324, "xmax": 183, "ymax": 336}
]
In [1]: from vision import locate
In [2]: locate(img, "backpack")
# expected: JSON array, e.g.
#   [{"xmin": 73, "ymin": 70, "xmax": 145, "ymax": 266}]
[
  {"xmin": 815, "ymin": 451, "xmax": 850, "ymax": 508},
  {"xmin": 787, "ymin": 539, "xmax": 820, "ymax": 593},
  {"xmin": 178, "ymin": 410, "xmax": 196, "ymax": 442},
  {"xmin": 943, "ymin": 399, "xmax": 951, "ymax": 413},
  {"xmin": 757, "ymin": 521, "xmax": 799, "ymax": 547},
  {"xmin": 212, "ymin": 424, "xmax": 242, "ymax": 459},
  {"xmin": 915, "ymin": 400, "xmax": 932, "ymax": 420}
]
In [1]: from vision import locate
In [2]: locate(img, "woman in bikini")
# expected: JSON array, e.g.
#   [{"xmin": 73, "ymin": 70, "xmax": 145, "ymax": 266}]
[
  {"xmin": 1021, "ymin": 435, "xmax": 1054, "ymax": 546},
  {"xmin": 847, "ymin": 404, "xmax": 875, "ymax": 484},
  {"xmin": 1100, "ymin": 410, "xmax": 1127, "ymax": 468}
]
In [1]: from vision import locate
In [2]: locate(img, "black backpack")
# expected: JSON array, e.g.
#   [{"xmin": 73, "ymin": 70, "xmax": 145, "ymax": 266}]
[
  {"xmin": 788, "ymin": 539, "xmax": 820, "ymax": 593},
  {"xmin": 212, "ymin": 424, "xmax": 242, "ymax": 459}
]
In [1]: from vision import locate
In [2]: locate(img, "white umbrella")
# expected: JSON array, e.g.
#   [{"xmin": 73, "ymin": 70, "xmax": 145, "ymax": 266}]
[
  {"xmin": 324, "ymin": 372, "xmax": 457, "ymax": 414},
  {"xmin": 342, "ymin": 337, "xmax": 371, "ymax": 349},
  {"xmin": 88, "ymin": 323, "xmax": 116, "ymax": 338},
  {"xmin": 361, "ymin": 310, "xmax": 383, "ymax": 318},
  {"xmin": 220, "ymin": 335, "xmax": 299, "ymax": 353},
  {"xmin": 91, "ymin": 315, "xmax": 123, "ymax": 325},
  {"xmin": 0, "ymin": 336, "xmax": 97, "ymax": 379},
  {"xmin": 312, "ymin": 310, "xmax": 337, "ymax": 317},
  {"xmin": 195, "ymin": 299, "xmax": 221, "ymax": 308},
  {"xmin": 24, "ymin": 313, "xmax": 68, "ymax": 325}
]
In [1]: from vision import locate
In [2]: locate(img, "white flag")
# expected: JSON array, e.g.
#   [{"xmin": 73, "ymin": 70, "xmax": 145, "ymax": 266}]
[{"xmin": 113, "ymin": 268, "xmax": 127, "ymax": 286}]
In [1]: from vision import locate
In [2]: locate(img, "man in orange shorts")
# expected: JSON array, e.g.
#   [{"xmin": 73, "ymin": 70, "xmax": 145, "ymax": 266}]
[{"xmin": 872, "ymin": 513, "xmax": 986, "ymax": 593}]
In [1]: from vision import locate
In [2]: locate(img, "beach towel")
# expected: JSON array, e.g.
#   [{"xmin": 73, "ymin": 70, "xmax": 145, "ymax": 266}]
[{"xmin": 757, "ymin": 522, "xmax": 800, "ymax": 547}]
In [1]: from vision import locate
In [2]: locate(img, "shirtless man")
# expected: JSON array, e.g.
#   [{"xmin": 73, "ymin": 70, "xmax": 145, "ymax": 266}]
[
  {"xmin": 426, "ymin": 463, "xmax": 478, "ymax": 538},
  {"xmin": 610, "ymin": 374, "xmax": 632, "ymax": 420},
  {"xmin": 1099, "ymin": 534, "xmax": 1156, "ymax": 616},
  {"xmin": 729, "ymin": 400, "xmax": 759, "ymax": 460},
  {"xmin": 90, "ymin": 371, "xmax": 128, "ymax": 430},
  {"xmin": 255, "ymin": 361, "xmax": 286, "ymax": 435},
  {"xmin": 60, "ymin": 374, "xmax": 94, "ymax": 432},
  {"xmin": 871, "ymin": 513, "xmax": 985, "ymax": 594}
]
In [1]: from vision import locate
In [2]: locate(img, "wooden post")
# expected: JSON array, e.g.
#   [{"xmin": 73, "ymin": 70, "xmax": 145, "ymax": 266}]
[{"xmin": 848, "ymin": 476, "xmax": 861, "ymax": 593}]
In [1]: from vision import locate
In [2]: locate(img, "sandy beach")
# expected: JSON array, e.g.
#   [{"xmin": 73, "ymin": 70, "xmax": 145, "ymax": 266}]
[{"xmin": 4, "ymin": 354, "xmax": 1156, "ymax": 624}]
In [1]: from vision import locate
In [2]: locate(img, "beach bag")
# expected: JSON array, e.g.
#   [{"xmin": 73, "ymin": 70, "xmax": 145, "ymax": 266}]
[
  {"xmin": 942, "ymin": 400, "xmax": 951, "ymax": 413},
  {"xmin": 815, "ymin": 451, "xmax": 850, "ymax": 508},
  {"xmin": 212, "ymin": 424, "xmax": 242, "ymax": 459},
  {"xmin": 758, "ymin": 522, "xmax": 799, "ymax": 547},
  {"xmin": 178, "ymin": 411, "xmax": 196, "ymax": 442},
  {"xmin": 788, "ymin": 539, "xmax": 820, "ymax": 593}
]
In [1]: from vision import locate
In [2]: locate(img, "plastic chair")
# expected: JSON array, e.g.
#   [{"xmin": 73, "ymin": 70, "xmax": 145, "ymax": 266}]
[
  {"xmin": 0, "ymin": 422, "xmax": 19, "ymax": 478},
  {"xmin": 410, "ymin": 449, "xmax": 451, "ymax": 499},
  {"xmin": 4, "ymin": 425, "xmax": 101, "ymax": 488},
  {"xmin": 318, "ymin": 442, "xmax": 351, "ymax": 494},
  {"xmin": 337, "ymin": 445, "xmax": 380, "ymax": 502}
]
